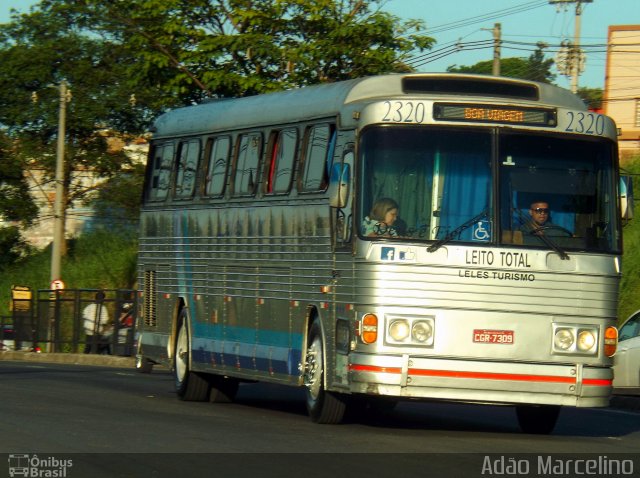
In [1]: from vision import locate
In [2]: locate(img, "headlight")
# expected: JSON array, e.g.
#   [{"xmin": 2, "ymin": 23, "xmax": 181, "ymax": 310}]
[
  {"xmin": 389, "ymin": 320, "xmax": 410, "ymax": 341},
  {"xmin": 577, "ymin": 330, "xmax": 596, "ymax": 352},
  {"xmin": 554, "ymin": 328, "xmax": 574, "ymax": 350},
  {"xmin": 412, "ymin": 321, "xmax": 433, "ymax": 343},
  {"xmin": 552, "ymin": 324, "xmax": 599, "ymax": 355},
  {"xmin": 385, "ymin": 316, "xmax": 435, "ymax": 346}
]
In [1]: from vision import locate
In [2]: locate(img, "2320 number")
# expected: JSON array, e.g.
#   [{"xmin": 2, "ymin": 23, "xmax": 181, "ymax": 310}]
[
  {"xmin": 564, "ymin": 111, "xmax": 605, "ymax": 135},
  {"xmin": 381, "ymin": 101, "xmax": 426, "ymax": 124}
]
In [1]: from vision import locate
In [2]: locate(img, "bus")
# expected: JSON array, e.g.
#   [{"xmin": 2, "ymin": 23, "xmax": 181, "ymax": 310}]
[{"xmin": 136, "ymin": 73, "xmax": 626, "ymax": 433}]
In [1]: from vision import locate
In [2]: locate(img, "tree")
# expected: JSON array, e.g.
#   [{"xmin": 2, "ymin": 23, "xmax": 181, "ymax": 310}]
[
  {"xmin": 0, "ymin": 131, "xmax": 38, "ymax": 226},
  {"xmin": 447, "ymin": 43, "xmax": 555, "ymax": 84},
  {"xmin": 84, "ymin": 163, "xmax": 146, "ymax": 234},
  {"xmin": 0, "ymin": 0, "xmax": 434, "ymax": 263},
  {"xmin": 576, "ymin": 87, "xmax": 603, "ymax": 111},
  {"xmin": 0, "ymin": 131, "xmax": 38, "ymax": 268},
  {"xmin": 50, "ymin": 0, "xmax": 434, "ymax": 99},
  {"xmin": 0, "ymin": 8, "xmax": 151, "ymax": 258}
]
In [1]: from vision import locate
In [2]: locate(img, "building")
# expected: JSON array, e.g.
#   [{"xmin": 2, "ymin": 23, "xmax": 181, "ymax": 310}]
[
  {"xmin": 603, "ymin": 25, "xmax": 640, "ymax": 161},
  {"xmin": 3, "ymin": 136, "xmax": 148, "ymax": 249}
]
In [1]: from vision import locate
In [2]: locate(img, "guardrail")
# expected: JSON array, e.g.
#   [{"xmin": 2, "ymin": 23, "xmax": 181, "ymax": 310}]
[{"xmin": 1, "ymin": 288, "xmax": 137, "ymax": 356}]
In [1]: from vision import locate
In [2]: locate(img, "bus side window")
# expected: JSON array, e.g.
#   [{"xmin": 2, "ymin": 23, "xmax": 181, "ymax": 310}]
[
  {"xmin": 265, "ymin": 128, "xmax": 298, "ymax": 195},
  {"xmin": 149, "ymin": 143, "xmax": 174, "ymax": 202},
  {"xmin": 300, "ymin": 124, "xmax": 335, "ymax": 192},
  {"xmin": 234, "ymin": 132, "xmax": 263, "ymax": 196},
  {"xmin": 174, "ymin": 139, "xmax": 200, "ymax": 199},
  {"xmin": 205, "ymin": 136, "xmax": 231, "ymax": 197}
]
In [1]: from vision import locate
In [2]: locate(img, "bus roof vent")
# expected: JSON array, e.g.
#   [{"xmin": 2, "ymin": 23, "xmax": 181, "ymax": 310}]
[{"xmin": 402, "ymin": 76, "xmax": 539, "ymax": 101}]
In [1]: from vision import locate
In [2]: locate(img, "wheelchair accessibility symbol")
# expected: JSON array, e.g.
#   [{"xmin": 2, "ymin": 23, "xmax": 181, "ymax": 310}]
[{"xmin": 472, "ymin": 220, "xmax": 491, "ymax": 242}]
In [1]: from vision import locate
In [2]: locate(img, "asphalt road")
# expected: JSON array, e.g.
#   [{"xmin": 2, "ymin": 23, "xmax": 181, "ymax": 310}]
[{"xmin": 0, "ymin": 359, "xmax": 639, "ymax": 478}]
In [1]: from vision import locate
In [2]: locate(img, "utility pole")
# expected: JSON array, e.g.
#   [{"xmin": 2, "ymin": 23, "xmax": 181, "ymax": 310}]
[
  {"xmin": 550, "ymin": 0, "xmax": 592, "ymax": 93},
  {"xmin": 492, "ymin": 23, "xmax": 501, "ymax": 76},
  {"xmin": 482, "ymin": 23, "xmax": 501, "ymax": 76},
  {"xmin": 51, "ymin": 80, "xmax": 68, "ymax": 285}
]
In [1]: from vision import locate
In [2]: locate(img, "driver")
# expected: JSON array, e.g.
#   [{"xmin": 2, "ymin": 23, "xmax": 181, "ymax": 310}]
[{"xmin": 521, "ymin": 200, "xmax": 565, "ymax": 236}]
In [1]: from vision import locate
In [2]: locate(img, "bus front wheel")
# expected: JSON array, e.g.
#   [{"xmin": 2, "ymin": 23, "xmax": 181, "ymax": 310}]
[
  {"xmin": 303, "ymin": 321, "xmax": 347, "ymax": 424},
  {"xmin": 175, "ymin": 314, "xmax": 210, "ymax": 401}
]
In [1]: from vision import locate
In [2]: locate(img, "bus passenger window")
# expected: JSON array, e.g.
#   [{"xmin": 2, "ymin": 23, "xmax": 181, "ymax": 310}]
[
  {"xmin": 234, "ymin": 132, "xmax": 263, "ymax": 196},
  {"xmin": 205, "ymin": 136, "xmax": 231, "ymax": 197},
  {"xmin": 300, "ymin": 124, "xmax": 335, "ymax": 192},
  {"xmin": 265, "ymin": 128, "xmax": 298, "ymax": 194},
  {"xmin": 148, "ymin": 143, "xmax": 174, "ymax": 202},
  {"xmin": 174, "ymin": 140, "xmax": 200, "ymax": 199}
]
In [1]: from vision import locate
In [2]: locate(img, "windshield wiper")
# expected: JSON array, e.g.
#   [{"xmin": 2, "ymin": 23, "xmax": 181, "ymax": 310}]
[
  {"xmin": 514, "ymin": 208, "xmax": 569, "ymax": 261},
  {"xmin": 427, "ymin": 209, "xmax": 488, "ymax": 253}
]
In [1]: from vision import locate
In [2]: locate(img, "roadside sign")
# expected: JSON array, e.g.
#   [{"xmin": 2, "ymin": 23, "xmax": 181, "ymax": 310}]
[
  {"xmin": 10, "ymin": 285, "xmax": 32, "ymax": 312},
  {"xmin": 50, "ymin": 279, "xmax": 65, "ymax": 291}
]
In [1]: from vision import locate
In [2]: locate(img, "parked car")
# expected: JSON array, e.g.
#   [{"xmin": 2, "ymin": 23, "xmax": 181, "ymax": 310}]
[
  {"xmin": 613, "ymin": 310, "xmax": 640, "ymax": 391},
  {"xmin": 1, "ymin": 324, "xmax": 15, "ymax": 351}
]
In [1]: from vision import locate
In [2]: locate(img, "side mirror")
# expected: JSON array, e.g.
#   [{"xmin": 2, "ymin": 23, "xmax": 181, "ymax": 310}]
[
  {"xmin": 620, "ymin": 175, "xmax": 634, "ymax": 221},
  {"xmin": 328, "ymin": 163, "xmax": 350, "ymax": 208}
]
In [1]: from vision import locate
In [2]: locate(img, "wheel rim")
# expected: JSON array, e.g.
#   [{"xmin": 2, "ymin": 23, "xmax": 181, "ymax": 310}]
[
  {"xmin": 176, "ymin": 322, "xmax": 188, "ymax": 383},
  {"xmin": 304, "ymin": 335, "xmax": 323, "ymax": 402}
]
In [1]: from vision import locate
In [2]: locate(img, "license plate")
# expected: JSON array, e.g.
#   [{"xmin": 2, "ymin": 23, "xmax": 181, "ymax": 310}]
[{"xmin": 473, "ymin": 329, "xmax": 514, "ymax": 344}]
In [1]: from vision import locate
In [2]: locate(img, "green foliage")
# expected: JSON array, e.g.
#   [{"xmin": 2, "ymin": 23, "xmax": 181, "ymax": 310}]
[
  {"xmin": 447, "ymin": 43, "xmax": 555, "ymax": 83},
  {"xmin": 0, "ymin": 131, "xmax": 38, "ymax": 226},
  {"xmin": 576, "ymin": 87, "xmax": 603, "ymax": 110},
  {"xmin": 0, "ymin": 0, "xmax": 434, "ymax": 262},
  {"xmin": 0, "ymin": 226, "xmax": 35, "ymax": 271},
  {"xmin": 34, "ymin": 0, "xmax": 434, "ymax": 99},
  {"xmin": 83, "ymin": 164, "xmax": 145, "ymax": 234},
  {"xmin": 0, "ymin": 230, "xmax": 138, "ymax": 317},
  {"xmin": 618, "ymin": 155, "xmax": 640, "ymax": 323}
]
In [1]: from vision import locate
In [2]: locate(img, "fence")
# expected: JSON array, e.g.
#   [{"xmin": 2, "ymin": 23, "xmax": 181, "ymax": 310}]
[{"xmin": 1, "ymin": 288, "xmax": 137, "ymax": 356}]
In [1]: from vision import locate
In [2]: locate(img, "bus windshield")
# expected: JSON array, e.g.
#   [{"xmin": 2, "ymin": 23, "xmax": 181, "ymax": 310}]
[{"xmin": 358, "ymin": 126, "xmax": 620, "ymax": 254}]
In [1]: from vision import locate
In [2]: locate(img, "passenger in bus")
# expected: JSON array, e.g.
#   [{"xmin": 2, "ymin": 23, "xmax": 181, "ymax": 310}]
[
  {"xmin": 362, "ymin": 197, "xmax": 400, "ymax": 237},
  {"xmin": 521, "ymin": 200, "xmax": 566, "ymax": 236}
]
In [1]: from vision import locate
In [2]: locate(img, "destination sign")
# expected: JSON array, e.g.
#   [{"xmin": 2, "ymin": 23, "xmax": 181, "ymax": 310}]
[{"xmin": 433, "ymin": 103, "xmax": 557, "ymax": 127}]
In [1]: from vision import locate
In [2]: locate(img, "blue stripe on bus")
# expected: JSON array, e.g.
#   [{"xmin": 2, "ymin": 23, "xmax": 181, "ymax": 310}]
[
  {"xmin": 193, "ymin": 322, "xmax": 300, "ymax": 347},
  {"xmin": 192, "ymin": 340, "xmax": 302, "ymax": 376},
  {"xmin": 192, "ymin": 324, "xmax": 303, "ymax": 376}
]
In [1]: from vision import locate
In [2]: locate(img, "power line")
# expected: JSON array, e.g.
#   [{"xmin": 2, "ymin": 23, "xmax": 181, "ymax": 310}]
[{"xmin": 424, "ymin": 1, "xmax": 549, "ymax": 36}]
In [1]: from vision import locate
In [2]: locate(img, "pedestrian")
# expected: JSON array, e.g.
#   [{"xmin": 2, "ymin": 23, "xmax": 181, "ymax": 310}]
[{"xmin": 83, "ymin": 291, "xmax": 112, "ymax": 354}]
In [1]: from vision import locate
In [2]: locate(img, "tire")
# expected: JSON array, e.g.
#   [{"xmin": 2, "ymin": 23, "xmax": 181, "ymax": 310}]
[
  {"xmin": 209, "ymin": 375, "xmax": 240, "ymax": 403},
  {"xmin": 135, "ymin": 355, "xmax": 153, "ymax": 374},
  {"xmin": 175, "ymin": 313, "xmax": 210, "ymax": 401},
  {"xmin": 303, "ymin": 321, "xmax": 347, "ymax": 424},
  {"xmin": 516, "ymin": 405, "xmax": 561, "ymax": 434}
]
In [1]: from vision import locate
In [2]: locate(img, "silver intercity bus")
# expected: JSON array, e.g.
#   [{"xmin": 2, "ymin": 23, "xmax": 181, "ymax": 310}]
[{"xmin": 136, "ymin": 73, "xmax": 624, "ymax": 433}]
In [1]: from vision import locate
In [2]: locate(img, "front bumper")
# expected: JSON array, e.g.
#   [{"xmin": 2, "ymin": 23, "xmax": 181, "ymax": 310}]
[{"xmin": 347, "ymin": 353, "xmax": 612, "ymax": 407}]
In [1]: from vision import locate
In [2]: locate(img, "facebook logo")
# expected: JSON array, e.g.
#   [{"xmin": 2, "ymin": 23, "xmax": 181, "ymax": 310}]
[{"xmin": 381, "ymin": 247, "xmax": 395, "ymax": 260}]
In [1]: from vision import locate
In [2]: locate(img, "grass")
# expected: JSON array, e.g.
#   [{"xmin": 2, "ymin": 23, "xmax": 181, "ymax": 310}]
[
  {"xmin": 0, "ymin": 229, "xmax": 138, "ymax": 317},
  {"xmin": 618, "ymin": 154, "xmax": 640, "ymax": 322}
]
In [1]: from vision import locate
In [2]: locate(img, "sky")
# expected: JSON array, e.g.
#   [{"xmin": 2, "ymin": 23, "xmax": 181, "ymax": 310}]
[{"xmin": 1, "ymin": 0, "xmax": 638, "ymax": 90}]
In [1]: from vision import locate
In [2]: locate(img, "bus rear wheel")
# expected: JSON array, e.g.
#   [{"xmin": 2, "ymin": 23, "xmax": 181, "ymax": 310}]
[
  {"xmin": 175, "ymin": 314, "xmax": 210, "ymax": 401},
  {"xmin": 135, "ymin": 355, "xmax": 153, "ymax": 374},
  {"xmin": 209, "ymin": 375, "xmax": 239, "ymax": 403},
  {"xmin": 516, "ymin": 405, "xmax": 561, "ymax": 434},
  {"xmin": 303, "ymin": 321, "xmax": 346, "ymax": 424}
]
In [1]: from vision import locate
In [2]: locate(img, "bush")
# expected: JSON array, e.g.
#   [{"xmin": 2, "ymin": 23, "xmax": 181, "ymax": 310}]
[{"xmin": 0, "ymin": 230, "xmax": 137, "ymax": 317}]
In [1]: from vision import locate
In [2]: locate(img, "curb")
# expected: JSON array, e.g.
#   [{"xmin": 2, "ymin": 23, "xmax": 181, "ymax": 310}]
[{"xmin": 0, "ymin": 350, "xmax": 135, "ymax": 368}]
